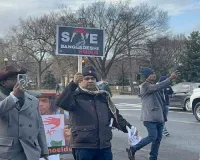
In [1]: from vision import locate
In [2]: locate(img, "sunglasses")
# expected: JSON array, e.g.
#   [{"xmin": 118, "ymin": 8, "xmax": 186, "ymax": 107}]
[{"xmin": 83, "ymin": 77, "xmax": 96, "ymax": 81}]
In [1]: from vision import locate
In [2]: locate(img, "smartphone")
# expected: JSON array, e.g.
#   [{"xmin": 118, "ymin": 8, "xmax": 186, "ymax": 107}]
[
  {"xmin": 176, "ymin": 65, "xmax": 183, "ymax": 72},
  {"xmin": 17, "ymin": 74, "xmax": 28, "ymax": 86}
]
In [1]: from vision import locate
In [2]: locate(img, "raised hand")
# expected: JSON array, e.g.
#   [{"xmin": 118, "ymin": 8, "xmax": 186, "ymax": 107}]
[
  {"xmin": 13, "ymin": 83, "xmax": 24, "ymax": 99},
  {"xmin": 74, "ymin": 72, "xmax": 83, "ymax": 84},
  {"xmin": 169, "ymin": 71, "xmax": 180, "ymax": 80}
]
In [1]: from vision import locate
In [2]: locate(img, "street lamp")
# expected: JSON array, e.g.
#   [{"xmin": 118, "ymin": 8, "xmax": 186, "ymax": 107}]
[{"xmin": 4, "ymin": 58, "xmax": 8, "ymax": 66}]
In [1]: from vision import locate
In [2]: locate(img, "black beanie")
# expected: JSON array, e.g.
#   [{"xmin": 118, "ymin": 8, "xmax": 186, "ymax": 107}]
[{"xmin": 82, "ymin": 66, "xmax": 98, "ymax": 81}]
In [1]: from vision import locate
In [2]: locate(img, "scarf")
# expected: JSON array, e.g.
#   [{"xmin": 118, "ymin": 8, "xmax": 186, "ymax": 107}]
[{"xmin": 79, "ymin": 85, "xmax": 119, "ymax": 124}]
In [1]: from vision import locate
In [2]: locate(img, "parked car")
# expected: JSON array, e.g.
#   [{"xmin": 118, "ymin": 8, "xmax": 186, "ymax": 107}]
[
  {"xmin": 169, "ymin": 82, "xmax": 200, "ymax": 111},
  {"xmin": 190, "ymin": 88, "xmax": 200, "ymax": 122}
]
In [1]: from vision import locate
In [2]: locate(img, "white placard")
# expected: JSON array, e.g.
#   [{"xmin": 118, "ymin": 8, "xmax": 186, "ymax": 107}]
[{"xmin": 42, "ymin": 114, "xmax": 65, "ymax": 147}]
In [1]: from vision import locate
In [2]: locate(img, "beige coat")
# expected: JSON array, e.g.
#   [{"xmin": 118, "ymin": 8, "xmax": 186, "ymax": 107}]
[{"xmin": 0, "ymin": 91, "xmax": 48, "ymax": 160}]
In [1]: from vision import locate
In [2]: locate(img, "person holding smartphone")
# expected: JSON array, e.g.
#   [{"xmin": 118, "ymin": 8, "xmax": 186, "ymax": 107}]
[
  {"xmin": 127, "ymin": 67, "xmax": 179, "ymax": 160},
  {"xmin": 0, "ymin": 65, "xmax": 48, "ymax": 160}
]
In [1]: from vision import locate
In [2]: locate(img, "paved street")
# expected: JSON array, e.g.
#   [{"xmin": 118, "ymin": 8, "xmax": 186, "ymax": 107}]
[{"xmin": 62, "ymin": 95, "xmax": 200, "ymax": 160}]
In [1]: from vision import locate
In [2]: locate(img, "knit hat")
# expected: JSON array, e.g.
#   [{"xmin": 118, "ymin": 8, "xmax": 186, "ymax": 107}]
[
  {"xmin": 159, "ymin": 76, "xmax": 168, "ymax": 82},
  {"xmin": 140, "ymin": 67, "xmax": 154, "ymax": 79},
  {"xmin": 82, "ymin": 66, "xmax": 98, "ymax": 81}
]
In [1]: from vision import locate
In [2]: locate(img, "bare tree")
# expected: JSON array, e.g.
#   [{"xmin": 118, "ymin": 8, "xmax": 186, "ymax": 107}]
[
  {"xmin": 137, "ymin": 35, "xmax": 186, "ymax": 77},
  {"xmin": 0, "ymin": 39, "xmax": 13, "ymax": 68},
  {"xmin": 115, "ymin": 54, "xmax": 130, "ymax": 91},
  {"xmin": 3, "ymin": 1, "xmax": 170, "ymax": 90},
  {"xmin": 33, "ymin": 11, "xmax": 79, "ymax": 87},
  {"xmin": 77, "ymin": 1, "xmax": 168, "ymax": 82},
  {"xmin": 9, "ymin": 17, "xmax": 54, "ymax": 88},
  {"xmin": 4, "ymin": 8, "xmax": 81, "ymax": 88}
]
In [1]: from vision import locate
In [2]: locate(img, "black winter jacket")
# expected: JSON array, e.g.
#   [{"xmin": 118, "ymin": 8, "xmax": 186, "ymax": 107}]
[{"xmin": 57, "ymin": 81, "xmax": 131, "ymax": 149}]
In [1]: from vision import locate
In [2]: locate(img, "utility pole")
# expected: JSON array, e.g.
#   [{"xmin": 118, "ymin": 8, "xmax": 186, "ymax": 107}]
[{"xmin": 78, "ymin": 56, "xmax": 83, "ymax": 73}]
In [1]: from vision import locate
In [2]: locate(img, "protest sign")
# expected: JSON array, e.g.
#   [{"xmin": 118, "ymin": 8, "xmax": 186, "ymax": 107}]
[{"xmin": 56, "ymin": 26, "xmax": 104, "ymax": 57}]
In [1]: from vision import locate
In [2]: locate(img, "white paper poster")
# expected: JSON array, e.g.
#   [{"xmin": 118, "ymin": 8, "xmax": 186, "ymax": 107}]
[{"xmin": 42, "ymin": 114, "xmax": 65, "ymax": 147}]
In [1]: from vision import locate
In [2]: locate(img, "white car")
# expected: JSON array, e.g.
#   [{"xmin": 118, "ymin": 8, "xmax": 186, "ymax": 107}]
[{"xmin": 190, "ymin": 88, "xmax": 200, "ymax": 122}]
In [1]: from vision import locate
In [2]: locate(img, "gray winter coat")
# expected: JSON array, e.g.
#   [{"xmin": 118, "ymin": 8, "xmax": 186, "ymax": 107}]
[
  {"xmin": 0, "ymin": 91, "xmax": 48, "ymax": 160},
  {"xmin": 140, "ymin": 79, "xmax": 170, "ymax": 123}
]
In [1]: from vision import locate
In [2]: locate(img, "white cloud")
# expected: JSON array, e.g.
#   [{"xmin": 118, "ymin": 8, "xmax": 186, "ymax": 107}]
[
  {"xmin": 0, "ymin": 0, "xmax": 58, "ymax": 36},
  {"xmin": 0, "ymin": 0, "xmax": 200, "ymax": 36},
  {"xmin": 194, "ymin": 24, "xmax": 200, "ymax": 31},
  {"xmin": 0, "ymin": 0, "xmax": 102, "ymax": 36},
  {"xmin": 129, "ymin": 0, "xmax": 200, "ymax": 15}
]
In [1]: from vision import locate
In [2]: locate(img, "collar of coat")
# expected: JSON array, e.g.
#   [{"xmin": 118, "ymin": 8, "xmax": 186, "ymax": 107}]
[{"xmin": 18, "ymin": 92, "xmax": 33, "ymax": 111}]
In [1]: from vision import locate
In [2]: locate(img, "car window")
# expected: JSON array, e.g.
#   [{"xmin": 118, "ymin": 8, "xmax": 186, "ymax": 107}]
[
  {"xmin": 172, "ymin": 84, "xmax": 182, "ymax": 92},
  {"xmin": 172, "ymin": 84, "xmax": 191, "ymax": 93},
  {"xmin": 180, "ymin": 84, "xmax": 190, "ymax": 92},
  {"xmin": 193, "ymin": 84, "xmax": 200, "ymax": 89}
]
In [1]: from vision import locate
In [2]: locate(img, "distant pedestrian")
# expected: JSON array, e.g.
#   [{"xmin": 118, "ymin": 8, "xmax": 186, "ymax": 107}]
[
  {"xmin": 56, "ymin": 84, "xmax": 60, "ymax": 95},
  {"xmin": 127, "ymin": 67, "xmax": 179, "ymax": 160},
  {"xmin": 158, "ymin": 76, "xmax": 174, "ymax": 136}
]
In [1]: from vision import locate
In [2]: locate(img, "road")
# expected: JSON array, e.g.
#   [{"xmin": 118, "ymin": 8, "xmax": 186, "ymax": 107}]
[{"xmin": 62, "ymin": 95, "xmax": 200, "ymax": 160}]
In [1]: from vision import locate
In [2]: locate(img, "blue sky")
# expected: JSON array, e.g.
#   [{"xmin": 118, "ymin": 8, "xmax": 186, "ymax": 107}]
[
  {"xmin": 170, "ymin": 10, "xmax": 200, "ymax": 34},
  {"xmin": 139, "ymin": 0, "xmax": 200, "ymax": 34},
  {"xmin": 0, "ymin": 0, "xmax": 200, "ymax": 36}
]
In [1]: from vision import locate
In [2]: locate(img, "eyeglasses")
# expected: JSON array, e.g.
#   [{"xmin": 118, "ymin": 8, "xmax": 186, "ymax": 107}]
[{"xmin": 83, "ymin": 77, "xmax": 96, "ymax": 81}]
